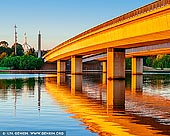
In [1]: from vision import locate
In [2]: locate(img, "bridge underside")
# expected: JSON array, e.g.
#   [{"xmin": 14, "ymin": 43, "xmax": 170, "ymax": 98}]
[{"xmin": 83, "ymin": 42, "xmax": 170, "ymax": 62}]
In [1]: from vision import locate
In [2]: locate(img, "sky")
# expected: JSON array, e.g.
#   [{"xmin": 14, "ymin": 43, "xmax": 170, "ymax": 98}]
[{"xmin": 0, "ymin": 0, "xmax": 154, "ymax": 50}]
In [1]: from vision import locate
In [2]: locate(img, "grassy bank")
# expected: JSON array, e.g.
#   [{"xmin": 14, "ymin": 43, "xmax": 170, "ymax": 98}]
[{"xmin": 0, "ymin": 67, "xmax": 11, "ymax": 70}]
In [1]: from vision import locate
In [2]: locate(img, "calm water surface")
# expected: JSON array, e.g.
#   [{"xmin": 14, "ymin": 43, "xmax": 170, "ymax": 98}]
[{"xmin": 0, "ymin": 73, "xmax": 170, "ymax": 136}]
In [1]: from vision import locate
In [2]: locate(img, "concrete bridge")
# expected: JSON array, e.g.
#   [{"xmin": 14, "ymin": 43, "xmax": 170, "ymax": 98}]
[{"xmin": 44, "ymin": 0, "xmax": 170, "ymax": 109}]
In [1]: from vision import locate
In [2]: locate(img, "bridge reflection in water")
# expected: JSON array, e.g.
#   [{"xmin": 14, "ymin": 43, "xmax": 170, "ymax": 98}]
[{"xmin": 45, "ymin": 73, "xmax": 170, "ymax": 135}]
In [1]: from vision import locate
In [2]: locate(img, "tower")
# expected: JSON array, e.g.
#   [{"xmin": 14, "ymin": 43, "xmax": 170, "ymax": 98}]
[
  {"xmin": 38, "ymin": 31, "xmax": 41, "ymax": 58},
  {"xmin": 14, "ymin": 25, "xmax": 17, "ymax": 55}
]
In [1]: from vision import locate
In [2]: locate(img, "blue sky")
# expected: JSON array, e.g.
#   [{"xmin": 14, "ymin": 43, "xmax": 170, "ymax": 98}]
[{"xmin": 0, "ymin": 0, "xmax": 154, "ymax": 50}]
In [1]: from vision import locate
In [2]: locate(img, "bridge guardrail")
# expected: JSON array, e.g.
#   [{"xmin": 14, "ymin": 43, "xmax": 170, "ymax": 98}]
[{"xmin": 79, "ymin": 0, "xmax": 170, "ymax": 37}]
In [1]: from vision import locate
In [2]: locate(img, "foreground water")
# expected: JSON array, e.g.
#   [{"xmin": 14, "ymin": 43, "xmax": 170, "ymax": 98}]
[{"xmin": 0, "ymin": 73, "xmax": 170, "ymax": 135}]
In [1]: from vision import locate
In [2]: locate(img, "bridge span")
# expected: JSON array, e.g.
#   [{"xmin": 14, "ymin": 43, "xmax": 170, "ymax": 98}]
[{"xmin": 44, "ymin": 0, "xmax": 170, "ymax": 109}]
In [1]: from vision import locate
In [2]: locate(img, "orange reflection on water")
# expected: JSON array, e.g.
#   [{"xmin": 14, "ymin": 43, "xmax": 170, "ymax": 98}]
[{"xmin": 45, "ymin": 76, "xmax": 164, "ymax": 136}]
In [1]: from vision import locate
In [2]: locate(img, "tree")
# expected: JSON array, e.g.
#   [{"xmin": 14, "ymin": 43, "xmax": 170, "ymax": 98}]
[
  {"xmin": 0, "ymin": 46, "xmax": 12, "ymax": 56},
  {"xmin": 12, "ymin": 56, "xmax": 20, "ymax": 69},
  {"xmin": 36, "ymin": 57, "xmax": 43, "ymax": 69},
  {"xmin": 0, "ymin": 41, "xmax": 8, "ymax": 47},
  {"xmin": 0, "ymin": 52, "xmax": 7, "ymax": 60},
  {"xmin": 145, "ymin": 56, "xmax": 157, "ymax": 67},
  {"xmin": 148, "ymin": 54, "xmax": 170, "ymax": 69},
  {"xmin": 0, "ymin": 47, "xmax": 7, "ymax": 54},
  {"xmin": 19, "ymin": 55, "xmax": 43, "ymax": 70},
  {"xmin": 26, "ymin": 48, "xmax": 36, "ymax": 56},
  {"xmin": 0, "ymin": 55, "xmax": 44, "ymax": 70},
  {"xmin": 146, "ymin": 57, "xmax": 152, "ymax": 67},
  {"xmin": 125, "ymin": 58, "xmax": 131, "ymax": 70},
  {"xmin": 11, "ymin": 43, "xmax": 24, "ymax": 56},
  {"xmin": 0, "ymin": 56, "xmax": 13, "ymax": 68}
]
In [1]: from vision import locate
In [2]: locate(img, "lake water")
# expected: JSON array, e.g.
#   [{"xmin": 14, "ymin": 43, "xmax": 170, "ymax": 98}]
[{"xmin": 0, "ymin": 73, "xmax": 170, "ymax": 135}]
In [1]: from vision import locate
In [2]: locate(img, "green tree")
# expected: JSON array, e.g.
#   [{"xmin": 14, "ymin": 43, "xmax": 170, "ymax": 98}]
[
  {"xmin": 12, "ymin": 56, "xmax": 20, "ymax": 69},
  {"xmin": 0, "ymin": 56, "xmax": 13, "ymax": 68},
  {"xmin": 150, "ymin": 55, "xmax": 170, "ymax": 69},
  {"xmin": 19, "ymin": 55, "xmax": 43, "ymax": 70},
  {"xmin": 6, "ymin": 47, "xmax": 13, "ymax": 56},
  {"xmin": 0, "ymin": 41, "xmax": 8, "ymax": 47},
  {"xmin": 36, "ymin": 58, "xmax": 43, "ymax": 69},
  {"xmin": 0, "ymin": 55, "xmax": 43, "ymax": 70},
  {"xmin": 125, "ymin": 58, "xmax": 131, "ymax": 70},
  {"xmin": 0, "ymin": 46, "xmax": 7, "ymax": 54},
  {"xmin": 146, "ymin": 57, "xmax": 152, "ymax": 67},
  {"xmin": 12, "ymin": 43, "xmax": 24, "ymax": 56},
  {"xmin": 0, "ymin": 46, "xmax": 12, "ymax": 56}
]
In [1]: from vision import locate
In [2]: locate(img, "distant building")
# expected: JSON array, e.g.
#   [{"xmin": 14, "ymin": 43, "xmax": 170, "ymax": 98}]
[{"xmin": 23, "ymin": 32, "xmax": 32, "ymax": 53}]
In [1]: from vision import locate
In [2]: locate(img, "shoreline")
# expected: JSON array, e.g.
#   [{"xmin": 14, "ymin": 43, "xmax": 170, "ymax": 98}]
[
  {"xmin": 0, "ymin": 68, "xmax": 170, "ymax": 74},
  {"xmin": 0, "ymin": 70, "xmax": 57, "ymax": 74}
]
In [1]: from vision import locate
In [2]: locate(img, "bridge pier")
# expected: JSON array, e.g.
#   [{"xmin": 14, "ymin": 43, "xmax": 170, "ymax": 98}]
[
  {"xmin": 57, "ymin": 60, "xmax": 66, "ymax": 84},
  {"xmin": 131, "ymin": 74, "xmax": 143, "ymax": 91},
  {"xmin": 57, "ymin": 60, "xmax": 66, "ymax": 73},
  {"xmin": 107, "ymin": 48, "xmax": 125, "ymax": 109},
  {"xmin": 102, "ymin": 61, "xmax": 107, "ymax": 73},
  {"xmin": 132, "ymin": 57, "xmax": 143, "ymax": 75},
  {"xmin": 131, "ymin": 57, "xmax": 143, "ymax": 91},
  {"xmin": 71, "ymin": 56, "xmax": 82, "ymax": 93},
  {"xmin": 57, "ymin": 74, "xmax": 66, "ymax": 85},
  {"xmin": 102, "ymin": 72, "xmax": 107, "ymax": 84}
]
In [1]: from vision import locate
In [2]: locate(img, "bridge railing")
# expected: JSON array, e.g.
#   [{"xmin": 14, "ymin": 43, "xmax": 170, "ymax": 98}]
[
  {"xmin": 79, "ymin": 0, "xmax": 170, "ymax": 36},
  {"xmin": 123, "ymin": 0, "xmax": 170, "ymax": 19},
  {"xmin": 50, "ymin": 0, "xmax": 170, "ymax": 53}
]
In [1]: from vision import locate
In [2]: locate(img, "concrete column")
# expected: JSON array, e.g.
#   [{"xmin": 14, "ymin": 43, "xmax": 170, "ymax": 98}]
[
  {"xmin": 57, "ymin": 60, "xmax": 66, "ymax": 85},
  {"xmin": 71, "ymin": 56, "xmax": 82, "ymax": 75},
  {"xmin": 102, "ymin": 61, "xmax": 107, "ymax": 73},
  {"xmin": 107, "ymin": 80, "xmax": 125, "ymax": 109},
  {"xmin": 57, "ymin": 60, "xmax": 66, "ymax": 73},
  {"xmin": 132, "ymin": 74, "xmax": 143, "ymax": 91},
  {"xmin": 132, "ymin": 57, "xmax": 143, "ymax": 75},
  {"xmin": 71, "ymin": 56, "xmax": 82, "ymax": 93},
  {"xmin": 107, "ymin": 48, "xmax": 125, "ymax": 109},
  {"xmin": 57, "ymin": 73, "xmax": 66, "ymax": 85},
  {"xmin": 71, "ymin": 75, "xmax": 82, "ymax": 95},
  {"xmin": 102, "ymin": 72, "xmax": 107, "ymax": 84},
  {"xmin": 107, "ymin": 48, "xmax": 125, "ymax": 79}
]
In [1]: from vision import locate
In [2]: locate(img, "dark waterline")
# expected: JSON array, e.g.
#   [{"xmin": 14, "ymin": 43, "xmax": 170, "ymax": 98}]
[{"xmin": 0, "ymin": 73, "xmax": 170, "ymax": 135}]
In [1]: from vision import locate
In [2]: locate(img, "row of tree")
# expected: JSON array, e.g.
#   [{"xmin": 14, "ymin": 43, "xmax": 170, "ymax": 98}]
[
  {"xmin": 146, "ymin": 55, "xmax": 170, "ymax": 69},
  {"xmin": 0, "ymin": 55, "xmax": 43, "ymax": 70},
  {"xmin": 0, "ymin": 41, "xmax": 43, "ymax": 70},
  {"xmin": 125, "ymin": 55, "xmax": 170, "ymax": 70}
]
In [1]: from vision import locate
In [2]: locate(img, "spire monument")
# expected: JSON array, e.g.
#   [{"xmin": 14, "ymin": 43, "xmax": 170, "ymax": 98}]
[
  {"xmin": 38, "ymin": 31, "xmax": 41, "ymax": 58},
  {"xmin": 14, "ymin": 25, "xmax": 17, "ymax": 55}
]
